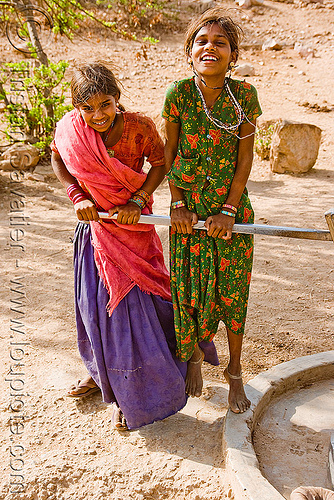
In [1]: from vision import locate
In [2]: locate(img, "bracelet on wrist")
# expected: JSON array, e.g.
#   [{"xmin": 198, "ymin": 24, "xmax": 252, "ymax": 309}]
[
  {"xmin": 129, "ymin": 196, "xmax": 145, "ymax": 209},
  {"xmin": 67, "ymin": 183, "xmax": 88, "ymax": 205},
  {"xmin": 171, "ymin": 200, "xmax": 186, "ymax": 210},
  {"xmin": 221, "ymin": 210, "xmax": 236, "ymax": 218},
  {"xmin": 222, "ymin": 203, "xmax": 237, "ymax": 213},
  {"xmin": 134, "ymin": 189, "xmax": 150, "ymax": 204}
]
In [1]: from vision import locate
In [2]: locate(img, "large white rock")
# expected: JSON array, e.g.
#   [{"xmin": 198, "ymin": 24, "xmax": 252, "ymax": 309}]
[
  {"xmin": 234, "ymin": 63, "xmax": 255, "ymax": 77},
  {"xmin": 270, "ymin": 120, "xmax": 322, "ymax": 174},
  {"xmin": 236, "ymin": 0, "xmax": 252, "ymax": 8},
  {"xmin": 235, "ymin": 0, "xmax": 264, "ymax": 7},
  {"xmin": 262, "ymin": 38, "xmax": 283, "ymax": 50},
  {"xmin": 294, "ymin": 42, "xmax": 315, "ymax": 58},
  {"xmin": 0, "ymin": 143, "xmax": 40, "ymax": 171},
  {"xmin": 189, "ymin": 0, "xmax": 217, "ymax": 12}
]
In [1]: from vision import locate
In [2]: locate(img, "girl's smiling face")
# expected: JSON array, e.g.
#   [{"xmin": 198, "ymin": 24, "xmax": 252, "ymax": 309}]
[
  {"xmin": 78, "ymin": 93, "xmax": 118, "ymax": 133},
  {"xmin": 191, "ymin": 23, "xmax": 236, "ymax": 80}
]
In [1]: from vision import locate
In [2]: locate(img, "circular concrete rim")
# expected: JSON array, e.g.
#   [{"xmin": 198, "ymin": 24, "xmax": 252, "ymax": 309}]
[{"xmin": 222, "ymin": 350, "xmax": 334, "ymax": 500}]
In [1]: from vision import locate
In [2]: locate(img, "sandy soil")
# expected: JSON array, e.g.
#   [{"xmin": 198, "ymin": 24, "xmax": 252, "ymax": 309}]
[{"xmin": 1, "ymin": 0, "xmax": 334, "ymax": 498}]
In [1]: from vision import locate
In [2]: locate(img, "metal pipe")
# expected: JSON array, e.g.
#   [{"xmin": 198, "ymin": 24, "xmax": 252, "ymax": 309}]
[{"xmin": 97, "ymin": 212, "xmax": 333, "ymax": 242}]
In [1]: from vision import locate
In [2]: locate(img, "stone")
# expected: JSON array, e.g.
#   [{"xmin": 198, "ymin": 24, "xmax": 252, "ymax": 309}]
[
  {"xmin": 27, "ymin": 172, "xmax": 45, "ymax": 182},
  {"xmin": 236, "ymin": 0, "xmax": 252, "ymax": 8},
  {"xmin": 294, "ymin": 42, "xmax": 315, "ymax": 58},
  {"xmin": 269, "ymin": 120, "xmax": 322, "ymax": 174},
  {"xmin": 236, "ymin": 0, "xmax": 264, "ymax": 8},
  {"xmin": 33, "ymin": 162, "xmax": 56, "ymax": 179},
  {"xmin": 0, "ymin": 159, "xmax": 12, "ymax": 171},
  {"xmin": 262, "ymin": 38, "xmax": 283, "ymax": 50},
  {"xmin": 234, "ymin": 63, "xmax": 255, "ymax": 77},
  {"xmin": 1, "ymin": 143, "xmax": 40, "ymax": 170},
  {"xmin": 189, "ymin": 0, "xmax": 217, "ymax": 12}
]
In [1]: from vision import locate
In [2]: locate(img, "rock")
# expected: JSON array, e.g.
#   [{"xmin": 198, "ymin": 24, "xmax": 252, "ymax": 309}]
[
  {"xmin": 294, "ymin": 42, "xmax": 315, "ymax": 58},
  {"xmin": 0, "ymin": 143, "xmax": 40, "ymax": 170},
  {"xmin": 236, "ymin": 0, "xmax": 252, "ymax": 8},
  {"xmin": 0, "ymin": 159, "xmax": 12, "ymax": 171},
  {"xmin": 262, "ymin": 38, "xmax": 283, "ymax": 50},
  {"xmin": 236, "ymin": 0, "xmax": 264, "ymax": 7},
  {"xmin": 33, "ymin": 163, "xmax": 56, "ymax": 179},
  {"xmin": 26, "ymin": 172, "xmax": 45, "ymax": 182},
  {"xmin": 234, "ymin": 63, "xmax": 255, "ymax": 77},
  {"xmin": 270, "ymin": 120, "xmax": 322, "ymax": 174},
  {"xmin": 189, "ymin": 0, "xmax": 217, "ymax": 12}
]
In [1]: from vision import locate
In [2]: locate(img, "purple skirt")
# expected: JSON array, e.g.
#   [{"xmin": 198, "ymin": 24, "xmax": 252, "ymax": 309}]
[{"xmin": 73, "ymin": 222, "xmax": 218, "ymax": 429}]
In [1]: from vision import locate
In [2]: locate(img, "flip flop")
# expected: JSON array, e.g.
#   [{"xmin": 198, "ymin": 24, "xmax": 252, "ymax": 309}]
[
  {"xmin": 67, "ymin": 379, "xmax": 100, "ymax": 399},
  {"xmin": 111, "ymin": 403, "xmax": 128, "ymax": 431}
]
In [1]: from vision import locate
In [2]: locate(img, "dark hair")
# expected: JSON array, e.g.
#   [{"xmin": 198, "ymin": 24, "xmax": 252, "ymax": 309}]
[
  {"xmin": 71, "ymin": 61, "xmax": 124, "ymax": 109},
  {"xmin": 184, "ymin": 8, "xmax": 243, "ymax": 62}
]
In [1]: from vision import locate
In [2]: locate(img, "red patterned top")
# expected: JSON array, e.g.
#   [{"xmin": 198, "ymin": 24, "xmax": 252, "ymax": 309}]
[{"xmin": 52, "ymin": 111, "xmax": 164, "ymax": 172}]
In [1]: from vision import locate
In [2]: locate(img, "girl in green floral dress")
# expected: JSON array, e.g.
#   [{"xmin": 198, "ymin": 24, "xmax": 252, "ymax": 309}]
[{"xmin": 162, "ymin": 8, "xmax": 262, "ymax": 413}]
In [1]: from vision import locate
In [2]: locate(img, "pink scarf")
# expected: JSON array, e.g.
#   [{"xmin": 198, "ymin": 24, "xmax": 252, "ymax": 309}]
[{"xmin": 54, "ymin": 109, "xmax": 171, "ymax": 313}]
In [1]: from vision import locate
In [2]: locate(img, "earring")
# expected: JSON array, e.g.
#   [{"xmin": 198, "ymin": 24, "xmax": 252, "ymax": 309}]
[{"xmin": 227, "ymin": 61, "xmax": 235, "ymax": 78}]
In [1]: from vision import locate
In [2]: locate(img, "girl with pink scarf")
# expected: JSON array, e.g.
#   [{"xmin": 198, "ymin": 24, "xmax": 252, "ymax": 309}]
[{"xmin": 51, "ymin": 62, "xmax": 193, "ymax": 430}]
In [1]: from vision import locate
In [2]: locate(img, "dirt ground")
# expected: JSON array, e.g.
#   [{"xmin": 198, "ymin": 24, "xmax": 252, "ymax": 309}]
[{"xmin": 1, "ymin": 0, "xmax": 334, "ymax": 498}]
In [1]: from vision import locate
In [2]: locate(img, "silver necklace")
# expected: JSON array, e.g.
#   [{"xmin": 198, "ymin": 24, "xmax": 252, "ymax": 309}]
[{"xmin": 195, "ymin": 78, "xmax": 246, "ymax": 135}]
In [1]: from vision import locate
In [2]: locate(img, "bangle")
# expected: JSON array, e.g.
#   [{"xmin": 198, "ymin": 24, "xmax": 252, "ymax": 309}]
[
  {"xmin": 222, "ymin": 203, "xmax": 237, "ymax": 213},
  {"xmin": 129, "ymin": 196, "xmax": 145, "ymax": 209},
  {"xmin": 171, "ymin": 200, "xmax": 186, "ymax": 210},
  {"xmin": 221, "ymin": 210, "xmax": 236, "ymax": 218},
  {"xmin": 134, "ymin": 189, "xmax": 150, "ymax": 203},
  {"xmin": 66, "ymin": 183, "xmax": 88, "ymax": 205}
]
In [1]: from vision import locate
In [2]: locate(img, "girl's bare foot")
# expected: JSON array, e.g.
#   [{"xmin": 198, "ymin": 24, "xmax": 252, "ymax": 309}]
[
  {"xmin": 224, "ymin": 366, "xmax": 251, "ymax": 413},
  {"xmin": 185, "ymin": 348, "xmax": 204, "ymax": 397}
]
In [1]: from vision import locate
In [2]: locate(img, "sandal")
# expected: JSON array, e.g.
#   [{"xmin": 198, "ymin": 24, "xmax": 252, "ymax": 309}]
[
  {"xmin": 67, "ymin": 379, "xmax": 100, "ymax": 399},
  {"xmin": 111, "ymin": 403, "xmax": 128, "ymax": 431}
]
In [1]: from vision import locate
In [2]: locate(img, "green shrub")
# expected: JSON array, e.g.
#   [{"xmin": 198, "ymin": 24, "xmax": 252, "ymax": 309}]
[
  {"xmin": 255, "ymin": 125, "xmax": 275, "ymax": 161},
  {"xmin": 0, "ymin": 60, "xmax": 71, "ymax": 153}
]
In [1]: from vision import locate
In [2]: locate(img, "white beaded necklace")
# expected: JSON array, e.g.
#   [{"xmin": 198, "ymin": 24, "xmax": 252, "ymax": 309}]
[{"xmin": 195, "ymin": 78, "xmax": 255, "ymax": 139}]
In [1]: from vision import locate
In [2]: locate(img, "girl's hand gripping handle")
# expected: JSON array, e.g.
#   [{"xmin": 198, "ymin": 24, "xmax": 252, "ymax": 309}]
[
  {"xmin": 108, "ymin": 202, "xmax": 141, "ymax": 225},
  {"xmin": 205, "ymin": 213, "xmax": 235, "ymax": 240},
  {"xmin": 171, "ymin": 207, "xmax": 198, "ymax": 234},
  {"xmin": 75, "ymin": 199, "xmax": 100, "ymax": 222}
]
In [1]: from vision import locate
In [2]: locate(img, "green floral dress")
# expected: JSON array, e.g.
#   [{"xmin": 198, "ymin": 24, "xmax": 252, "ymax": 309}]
[{"xmin": 162, "ymin": 77, "xmax": 262, "ymax": 362}]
